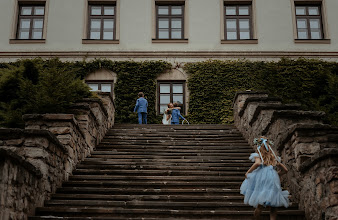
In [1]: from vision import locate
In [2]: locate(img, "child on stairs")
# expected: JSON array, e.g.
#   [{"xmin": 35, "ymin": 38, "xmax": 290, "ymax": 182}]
[{"xmin": 240, "ymin": 136, "xmax": 289, "ymax": 220}]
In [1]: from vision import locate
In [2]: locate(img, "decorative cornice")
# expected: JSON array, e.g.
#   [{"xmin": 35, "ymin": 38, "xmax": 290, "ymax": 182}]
[{"xmin": 1, "ymin": 51, "xmax": 338, "ymax": 59}]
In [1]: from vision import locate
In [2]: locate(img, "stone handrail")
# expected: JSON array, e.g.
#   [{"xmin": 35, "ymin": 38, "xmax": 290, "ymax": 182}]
[
  {"xmin": 0, "ymin": 92, "xmax": 115, "ymax": 220},
  {"xmin": 233, "ymin": 91, "xmax": 338, "ymax": 220}
]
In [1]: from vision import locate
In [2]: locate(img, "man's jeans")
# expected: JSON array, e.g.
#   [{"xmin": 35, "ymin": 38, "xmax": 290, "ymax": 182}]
[
  {"xmin": 138, "ymin": 112, "xmax": 147, "ymax": 124},
  {"xmin": 171, "ymin": 121, "xmax": 179, "ymax": 125}
]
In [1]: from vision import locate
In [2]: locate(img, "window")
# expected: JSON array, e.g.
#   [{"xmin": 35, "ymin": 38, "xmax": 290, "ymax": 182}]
[
  {"xmin": 295, "ymin": 5, "xmax": 323, "ymax": 39},
  {"xmin": 158, "ymin": 82, "xmax": 185, "ymax": 114},
  {"xmin": 156, "ymin": 4, "xmax": 185, "ymax": 39},
  {"xmin": 86, "ymin": 81, "xmax": 114, "ymax": 93},
  {"xmin": 88, "ymin": 4, "xmax": 116, "ymax": 40},
  {"xmin": 224, "ymin": 4, "xmax": 252, "ymax": 40},
  {"xmin": 16, "ymin": 4, "xmax": 45, "ymax": 39}
]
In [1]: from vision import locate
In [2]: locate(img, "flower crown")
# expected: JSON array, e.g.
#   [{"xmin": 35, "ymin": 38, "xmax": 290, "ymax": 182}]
[
  {"xmin": 253, "ymin": 138, "xmax": 274, "ymax": 148},
  {"xmin": 253, "ymin": 137, "xmax": 280, "ymax": 163}
]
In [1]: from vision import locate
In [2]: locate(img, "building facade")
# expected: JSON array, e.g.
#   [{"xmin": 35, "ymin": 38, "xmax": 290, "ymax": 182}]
[{"xmin": 0, "ymin": 0, "xmax": 337, "ymax": 114}]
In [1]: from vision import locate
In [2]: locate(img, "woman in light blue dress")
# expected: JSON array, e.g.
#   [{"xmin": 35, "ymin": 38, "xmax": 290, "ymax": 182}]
[{"xmin": 240, "ymin": 137, "xmax": 289, "ymax": 220}]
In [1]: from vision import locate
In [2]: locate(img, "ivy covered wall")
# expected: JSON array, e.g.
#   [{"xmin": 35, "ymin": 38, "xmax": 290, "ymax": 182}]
[
  {"xmin": 0, "ymin": 59, "xmax": 171, "ymax": 127},
  {"xmin": 185, "ymin": 58, "xmax": 338, "ymax": 125},
  {"xmin": 0, "ymin": 58, "xmax": 337, "ymax": 127}
]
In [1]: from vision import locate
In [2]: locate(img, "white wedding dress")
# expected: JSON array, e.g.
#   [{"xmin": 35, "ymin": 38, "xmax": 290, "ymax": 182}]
[{"xmin": 162, "ymin": 113, "xmax": 171, "ymax": 125}]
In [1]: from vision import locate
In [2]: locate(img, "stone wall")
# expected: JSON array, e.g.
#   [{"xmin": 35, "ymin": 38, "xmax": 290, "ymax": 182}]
[
  {"xmin": 0, "ymin": 92, "xmax": 115, "ymax": 220},
  {"xmin": 233, "ymin": 91, "xmax": 338, "ymax": 220}
]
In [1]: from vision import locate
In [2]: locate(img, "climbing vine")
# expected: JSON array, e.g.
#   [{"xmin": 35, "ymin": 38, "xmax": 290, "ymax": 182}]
[{"xmin": 184, "ymin": 58, "xmax": 338, "ymax": 125}]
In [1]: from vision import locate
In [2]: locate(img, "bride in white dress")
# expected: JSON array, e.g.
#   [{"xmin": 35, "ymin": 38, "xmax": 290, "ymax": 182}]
[{"xmin": 162, "ymin": 103, "xmax": 173, "ymax": 125}]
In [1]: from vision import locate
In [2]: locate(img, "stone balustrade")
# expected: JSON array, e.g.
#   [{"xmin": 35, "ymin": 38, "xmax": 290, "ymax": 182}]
[
  {"xmin": 233, "ymin": 91, "xmax": 338, "ymax": 220},
  {"xmin": 0, "ymin": 92, "xmax": 115, "ymax": 220}
]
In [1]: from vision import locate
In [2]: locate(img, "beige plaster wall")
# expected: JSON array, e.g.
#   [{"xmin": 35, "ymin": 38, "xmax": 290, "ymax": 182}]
[{"xmin": 0, "ymin": 0, "xmax": 337, "ymax": 54}]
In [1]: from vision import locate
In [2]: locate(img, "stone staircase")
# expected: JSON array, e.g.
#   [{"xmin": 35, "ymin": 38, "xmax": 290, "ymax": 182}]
[{"xmin": 29, "ymin": 124, "xmax": 305, "ymax": 220}]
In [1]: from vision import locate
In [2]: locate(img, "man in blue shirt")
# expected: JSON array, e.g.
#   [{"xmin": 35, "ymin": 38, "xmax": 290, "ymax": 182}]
[
  {"xmin": 171, "ymin": 103, "xmax": 185, "ymax": 125},
  {"xmin": 134, "ymin": 92, "xmax": 148, "ymax": 124}
]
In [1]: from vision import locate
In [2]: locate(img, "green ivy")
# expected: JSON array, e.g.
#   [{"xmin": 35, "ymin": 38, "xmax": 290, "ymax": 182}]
[
  {"xmin": 0, "ymin": 58, "xmax": 171, "ymax": 127},
  {"xmin": 184, "ymin": 58, "xmax": 338, "ymax": 125},
  {"xmin": 1, "ymin": 58, "xmax": 337, "ymax": 127}
]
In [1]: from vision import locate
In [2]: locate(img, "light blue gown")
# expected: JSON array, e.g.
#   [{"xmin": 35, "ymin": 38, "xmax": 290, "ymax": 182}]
[{"xmin": 240, "ymin": 153, "xmax": 289, "ymax": 208}]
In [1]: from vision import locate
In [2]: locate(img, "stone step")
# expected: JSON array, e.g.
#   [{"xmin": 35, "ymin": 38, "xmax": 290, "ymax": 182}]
[
  {"xmin": 99, "ymin": 140, "xmax": 249, "ymax": 145},
  {"xmin": 43, "ymin": 200, "xmax": 300, "ymax": 211},
  {"xmin": 97, "ymin": 144, "xmax": 252, "ymax": 150},
  {"xmin": 62, "ymin": 180, "xmax": 243, "ymax": 187},
  {"xmin": 75, "ymin": 164, "xmax": 249, "ymax": 171},
  {"xmin": 56, "ymin": 187, "xmax": 242, "ymax": 196},
  {"xmin": 82, "ymin": 157, "xmax": 251, "ymax": 163},
  {"xmin": 30, "ymin": 213, "xmax": 305, "ymax": 220},
  {"xmin": 89, "ymin": 155, "xmax": 250, "ymax": 160},
  {"xmin": 68, "ymin": 175, "xmax": 245, "ymax": 181},
  {"xmin": 91, "ymin": 151, "xmax": 253, "ymax": 156},
  {"xmin": 72, "ymin": 169, "xmax": 246, "ymax": 176},
  {"xmin": 34, "ymin": 207, "xmax": 305, "ymax": 219},
  {"xmin": 110, "ymin": 125, "xmax": 236, "ymax": 130},
  {"xmin": 50, "ymin": 194, "xmax": 244, "ymax": 201},
  {"xmin": 80, "ymin": 160, "xmax": 252, "ymax": 166},
  {"xmin": 105, "ymin": 133, "xmax": 243, "ymax": 137},
  {"xmin": 30, "ymin": 124, "xmax": 304, "ymax": 220},
  {"xmin": 106, "ymin": 131, "xmax": 242, "ymax": 136},
  {"xmin": 103, "ymin": 137, "xmax": 245, "ymax": 141}
]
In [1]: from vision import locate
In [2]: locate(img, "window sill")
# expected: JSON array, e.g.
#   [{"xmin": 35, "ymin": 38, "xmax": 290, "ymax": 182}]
[
  {"xmin": 221, "ymin": 39, "xmax": 258, "ymax": 44},
  {"xmin": 294, "ymin": 39, "xmax": 331, "ymax": 44},
  {"xmin": 82, "ymin": 39, "xmax": 119, "ymax": 44},
  {"xmin": 9, "ymin": 39, "xmax": 46, "ymax": 44},
  {"xmin": 152, "ymin": 39, "xmax": 188, "ymax": 43}
]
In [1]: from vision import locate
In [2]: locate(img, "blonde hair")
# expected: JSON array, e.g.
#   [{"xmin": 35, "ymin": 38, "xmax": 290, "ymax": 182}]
[{"xmin": 257, "ymin": 136, "xmax": 278, "ymax": 166}]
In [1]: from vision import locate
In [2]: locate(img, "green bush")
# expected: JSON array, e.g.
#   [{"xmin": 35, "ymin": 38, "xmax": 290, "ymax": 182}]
[
  {"xmin": 184, "ymin": 58, "xmax": 338, "ymax": 125},
  {"xmin": 0, "ymin": 59, "xmax": 92, "ymax": 128}
]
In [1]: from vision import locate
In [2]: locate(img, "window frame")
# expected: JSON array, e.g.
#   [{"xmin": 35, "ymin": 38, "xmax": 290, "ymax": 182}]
[
  {"xmin": 295, "ymin": 4, "xmax": 323, "ymax": 40},
  {"xmin": 157, "ymin": 81, "xmax": 186, "ymax": 115},
  {"xmin": 87, "ymin": 3, "xmax": 116, "ymax": 41},
  {"xmin": 292, "ymin": 0, "xmax": 330, "ymax": 44},
  {"xmin": 155, "ymin": 3, "xmax": 185, "ymax": 40},
  {"xmin": 85, "ymin": 80, "xmax": 114, "ymax": 94},
  {"xmin": 224, "ymin": 4, "xmax": 253, "ymax": 41}
]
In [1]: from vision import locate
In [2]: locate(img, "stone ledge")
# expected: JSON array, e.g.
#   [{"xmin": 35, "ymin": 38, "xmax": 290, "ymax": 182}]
[
  {"xmin": 249, "ymin": 103, "xmax": 302, "ymax": 126},
  {"xmin": 238, "ymin": 96, "xmax": 282, "ymax": 117},
  {"xmin": 299, "ymin": 148, "xmax": 338, "ymax": 173},
  {"xmin": 23, "ymin": 114, "xmax": 86, "ymax": 140},
  {"xmin": 97, "ymin": 92, "xmax": 115, "ymax": 109},
  {"xmin": 278, "ymin": 123, "xmax": 338, "ymax": 151},
  {"xmin": 232, "ymin": 91, "xmax": 268, "ymax": 108},
  {"xmin": 80, "ymin": 98, "xmax": 109, "ymax": 117},
  {"xmin": 262, "ymin": 110, "xmax": 326, "ymax": 135},
  {"xmin": 0, "ymin": 148, "xmax": 42, "ymax": 178},
  {"xmin": 0, "ymin": 128, "xmax": 67, "ymax": 153}
]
